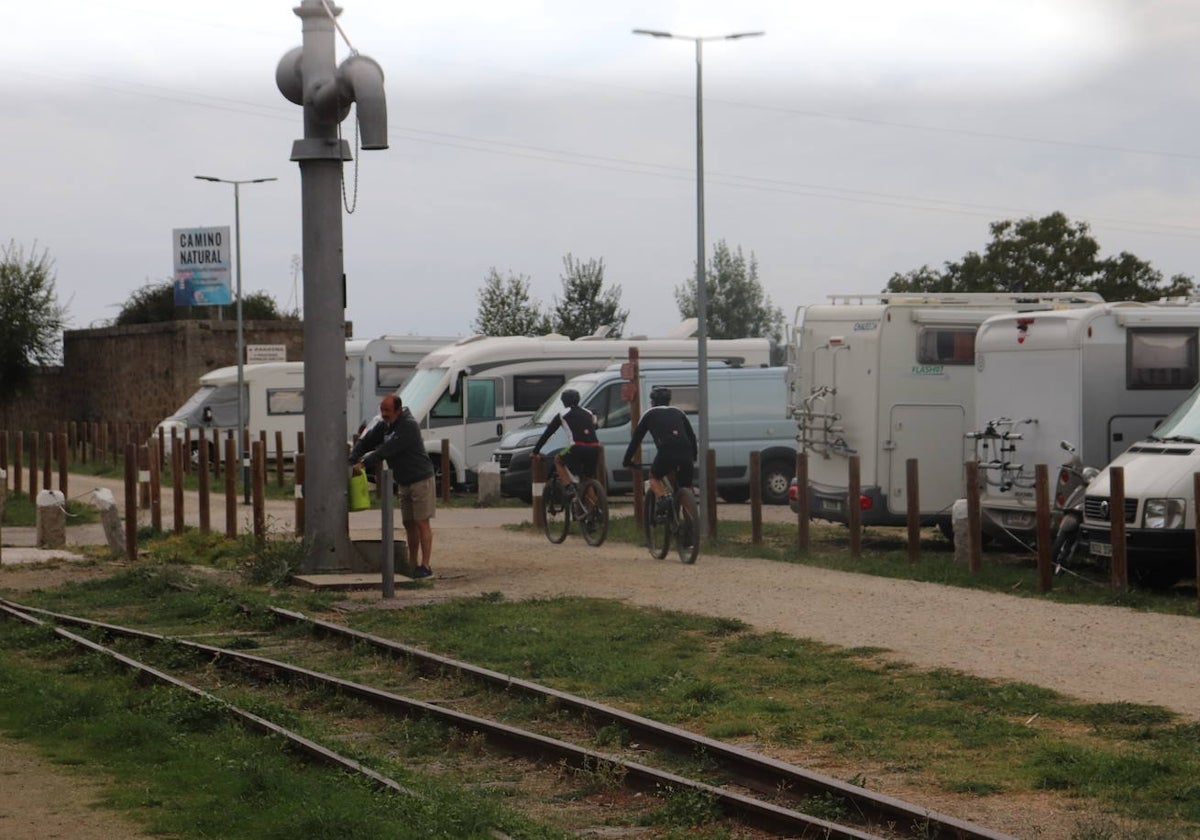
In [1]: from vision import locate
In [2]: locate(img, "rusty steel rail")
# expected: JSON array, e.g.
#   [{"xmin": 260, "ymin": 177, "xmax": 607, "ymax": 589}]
[
  {"xmin": 1, "ymin": 600, "xmax": 887, "ymax": 839},
  {"xmin": 271, "ymin": 607, "xmax": 1016, "ymax": 840}
]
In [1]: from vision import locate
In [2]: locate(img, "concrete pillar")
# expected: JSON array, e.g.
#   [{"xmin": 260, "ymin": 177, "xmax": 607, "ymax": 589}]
[
  {"xmin": 92, "ymin": 488, "xmax": 126, "ymax": 556},
  {"xmin": 36, "ymin": 489, "xmax": 66, "ymax": 549},
  {"xmin": 477, "ymin": 461, "xmax": 501, "ymax": 506}
]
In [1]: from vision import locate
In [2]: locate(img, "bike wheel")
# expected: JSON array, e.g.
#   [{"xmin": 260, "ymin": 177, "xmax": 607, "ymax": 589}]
[
  {"xmin": 644, "ymin": 492, "xmax": 670, "ymax": 559},
  {"xmin": 674, "ymin": 489, "xmax": 699, "ymax": 565},
  {"xmin": 542, "ymin": 477, "xmax": 570, "ymax": 544},
  {"xmin": 578, "ymin": 478, "xmax": 609, "ymax": 547},
  {"xmin": 1049, "ymin": 524, "xmax": 1079, "ymax": 573}
]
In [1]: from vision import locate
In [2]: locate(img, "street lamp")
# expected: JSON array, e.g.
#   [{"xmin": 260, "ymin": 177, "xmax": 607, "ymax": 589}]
[
  {"xmin": 632, "ymin": 28, "xmax": 763, "ymax": 537},
  {"xmin": 194, "ymin": 175, "xmax": 278, "ymax": 505}
]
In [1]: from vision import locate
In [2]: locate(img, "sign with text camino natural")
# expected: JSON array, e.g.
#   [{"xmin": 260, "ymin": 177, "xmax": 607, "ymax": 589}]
[{"xmin": 172, "ymin": 226, "xmax": 232, "ymax": 306}]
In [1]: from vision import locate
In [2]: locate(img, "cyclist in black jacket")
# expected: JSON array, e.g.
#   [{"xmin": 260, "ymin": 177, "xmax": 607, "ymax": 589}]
[
  {"xmin": 532, "ymin": 389, "xmax": 602, "ymax": 487},
  {"xmin": 623, "ymin": 385, "xmax": 697, "ymax": 511}
]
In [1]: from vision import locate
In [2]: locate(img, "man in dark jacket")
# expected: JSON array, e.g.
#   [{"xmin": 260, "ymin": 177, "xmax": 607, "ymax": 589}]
[{"xmin": 349, "ymin": 394, "xmax": 436, "ymax": 578}]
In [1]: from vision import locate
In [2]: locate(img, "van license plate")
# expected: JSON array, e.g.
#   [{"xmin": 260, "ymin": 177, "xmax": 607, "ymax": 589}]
[
  {"xmin": 1090, "ymin": 542, "xmax": 1112, "ymax": 558},
  {"xmin": 821, "ymin": 499, "xmax": 845, "ymax": 514}
]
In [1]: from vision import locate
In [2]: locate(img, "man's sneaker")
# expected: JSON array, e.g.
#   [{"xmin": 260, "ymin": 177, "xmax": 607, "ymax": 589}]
[{"xmin": 412, "ymin": 565, "xmax": 433, "ymax": 579}]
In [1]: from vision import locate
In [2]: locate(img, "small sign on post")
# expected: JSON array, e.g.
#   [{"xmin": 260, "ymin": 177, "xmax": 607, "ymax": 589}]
[{"xmin": 247, "ymin": 344, "xmax": 287, "ymax": 363}]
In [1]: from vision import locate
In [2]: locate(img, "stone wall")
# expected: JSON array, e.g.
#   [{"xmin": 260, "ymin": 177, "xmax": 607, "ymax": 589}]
[{"xmin": 0, "ymin": 320, "xmax": 340, "ymax": 432}]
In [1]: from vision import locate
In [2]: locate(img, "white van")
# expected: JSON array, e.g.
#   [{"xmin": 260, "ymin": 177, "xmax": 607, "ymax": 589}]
[
  {"xmin": 492, "ymin": 363, "xmax": 793, "ymax": 503},
  {"xmin": 1080, "ymin": 373, "xmax": 1200, "ymax": 588},
  {"xmin": 155, "ymin": 362, "xmax": 306, "ymax": 460},
  {"xmin": 786, "ymin": 292, "xmax": 1102, "ymax": 530},
  {"xmin": 974, "ymin": 301, "xmax": 1200, "ymax": 544},
  {"xmin": 345, "ymin": 335, "xmax": 458, "ymax": 435},
  {"xmin": 397, "ymin": 327, "xmax": 774, "ymax": 487}
]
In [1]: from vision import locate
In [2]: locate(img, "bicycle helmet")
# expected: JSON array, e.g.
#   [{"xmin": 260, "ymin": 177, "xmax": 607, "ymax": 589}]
[
  {"xmin": 650, "ymin": 385, "xmax": 672, "ymax": 406},
  {"xmin": 561, "ymin": 388, "xmax": 581, "ymax": 408}
]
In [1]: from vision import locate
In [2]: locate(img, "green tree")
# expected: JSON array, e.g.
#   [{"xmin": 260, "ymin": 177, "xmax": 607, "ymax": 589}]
[
  {"xmin": 886, "ymin": 212, "xmax": 1194, "ymax": 300},
  {"xmin": 550, "ymin": 254, "xmax": 628, "ymax": 339},
  {"xmin": 472, "ymin": 268, "xmax": 551, "ymax": 336},
  {"xmin": 115, "ymin": 280, "xmax": 296, "ymax": 325},
  {"xmin": 0, "ymin": 241, "xmax": 66, "ymax": 401},
  {"xmin": 675, "ymin": 240, "xmax": 783, "ymax": 342}
]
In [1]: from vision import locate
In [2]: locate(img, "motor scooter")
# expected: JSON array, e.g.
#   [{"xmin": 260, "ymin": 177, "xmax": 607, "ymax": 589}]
[{"xmin": 1049, "ymin": 440, "xmax": 1099, "ymax": 572}]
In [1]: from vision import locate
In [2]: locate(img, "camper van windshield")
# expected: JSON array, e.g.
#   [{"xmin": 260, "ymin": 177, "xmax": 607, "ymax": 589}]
[
  {"xmin": 1148, "ymin": 387, "xmax": 1200, "ymax": 441},
  {"xmin": 168, "ymin": 384, "xmax": 243, "ymax": 426},
  {"xmin": 398, "ymin": 368, "xmax": 448, "ymax": 417},
  {"xmin": 532, "ymin": 373, "xmax": 605, "ymax": 425}
]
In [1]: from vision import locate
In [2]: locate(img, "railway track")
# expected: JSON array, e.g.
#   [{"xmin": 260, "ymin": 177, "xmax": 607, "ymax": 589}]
[{"xmin": 0, "ymin": 599, "xmax": 1015, "ymax": 840}]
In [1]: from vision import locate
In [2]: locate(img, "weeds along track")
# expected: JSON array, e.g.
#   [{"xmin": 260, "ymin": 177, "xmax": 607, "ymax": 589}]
[{"xmin": 0, "ymin": 599, "xmax": 1013, "ymax": 840}]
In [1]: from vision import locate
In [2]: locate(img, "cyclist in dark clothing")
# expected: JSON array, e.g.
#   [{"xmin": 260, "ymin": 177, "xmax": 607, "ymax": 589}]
[
  {"xmin": 623, "ymin": 385, "xmax": 697, "ymax": 509},
  {"xmin": 532, "ymin": 389, "xmax": 602, "ymax": 487}
]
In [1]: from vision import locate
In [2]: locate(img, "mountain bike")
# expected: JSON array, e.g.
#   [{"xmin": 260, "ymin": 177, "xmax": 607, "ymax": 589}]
[
  {"xmin": 632, "ymin": 464, "xmax": 699, "ymax": 564},
  {"xmin": 541, "ymin": 467, "xmax": 609, "ymax": 547}
]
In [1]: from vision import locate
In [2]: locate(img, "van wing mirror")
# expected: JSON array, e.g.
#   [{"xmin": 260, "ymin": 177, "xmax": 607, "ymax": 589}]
[{"xmin": 202, "ymin": 406, "xmax": 213, "ymax": 424}]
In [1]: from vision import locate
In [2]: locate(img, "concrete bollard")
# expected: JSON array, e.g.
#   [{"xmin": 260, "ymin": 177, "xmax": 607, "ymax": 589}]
[
  {"xmin": 951, "ymin": 498, "xmax": 969, "ymax": 565},
  {"xmin": 36, "ymin": 489, "xmax": 66, "ymax": 549},
  {"xmin": 476, "ymin": 461, "xmax": 501, "ymax": 506},
  {"xmin": 92, "ymin": 488, "xmax": 127, "ymax": 556}
]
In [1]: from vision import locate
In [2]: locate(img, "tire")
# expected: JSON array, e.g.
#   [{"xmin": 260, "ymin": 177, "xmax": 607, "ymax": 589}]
[
  {"xmin": 578, "ymin": 478, "xmax": 608, "ymax": 547},
  {"xmin": 761, "ymin": 458, "xmax": 794, "ymax": 506},
  {"xmin": 189, "ymin": 440, "xmax": 217, "ymax": 471},
  {"xmin": 542, "ymin": 477, "xmax": 570, "ymax": 544},
  {"xmin": 674, "ymin": 489, "xmax": 699, "ymax": 565},
  {"xmin": 719, "ymin": 486, "xmax": 750, "ymax": 504},
  {"xmin": 1049, "ymin": 521, "xmax": 1079, "ymax": 571},
  {"xmin": 644, "ymin": 492, "xmax": 670, "ymax": 559}
]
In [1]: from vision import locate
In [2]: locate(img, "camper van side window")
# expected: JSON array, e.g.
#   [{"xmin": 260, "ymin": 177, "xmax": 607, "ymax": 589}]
[
  {"xmin": 266, "ymin": 388, "xmax": 304, "ymax": 415},
  {"xmin": 513, "ymin": 375, "xmax": 564, "ymax": 413},
  {"xmin": 916, "ymin": 328, "xmax": 975, "ymax": 365},
  {"xmin": 376, "ymin": 364, "xmax": 408, "ymax": 392},
  {"xmin": 466, "ymin": 379, "xmax": 496, "ymax": 419},
  {"xmin": 664, "ymin": 385, "xmax": 700, "ymax": 414},
  {"xmin": 1127, "ymin": 328, "xmax": 1199, "ymax": 390},
  {"xmin": 588, "ymin": 383, "xmax": 630, "ymax": 428}
]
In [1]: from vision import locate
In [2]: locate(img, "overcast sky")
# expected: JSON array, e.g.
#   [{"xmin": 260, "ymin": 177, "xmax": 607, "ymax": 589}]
[{"xmin": 3, "ymin": 0, "xmax": 1199, "ymax": 343}]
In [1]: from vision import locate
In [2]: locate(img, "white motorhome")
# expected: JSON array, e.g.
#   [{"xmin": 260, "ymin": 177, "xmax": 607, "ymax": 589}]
[
  {"xmin": 345, "ymin": 335, "xmax": 458, "ymax": 435},
  {"xmin": 492, "ymin": 363, "xmax": 793, "ymax": 503},
  {"xmin": 155, "ymin": 362, "xmax": 306, "ymax": 460},
  {"xmin": 973, "ymin": 301, "xmax": 1200, "ymax": 545},
  {"xmin": 397, "ymin": 327, "xmax": 774, "ymax": 487},
  {"xmin": 786, "ymin": 292, "xmax": 1102, "ymax": 530}
]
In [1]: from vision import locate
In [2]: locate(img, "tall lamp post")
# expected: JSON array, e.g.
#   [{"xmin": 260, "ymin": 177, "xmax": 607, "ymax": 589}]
[
  {"xmin": 194, "ymin": 175, "xmax": 278, "ymax": 505},
  {"xmin": 632, "ymin": 28, "xmax": 763, "ymax": 537}
]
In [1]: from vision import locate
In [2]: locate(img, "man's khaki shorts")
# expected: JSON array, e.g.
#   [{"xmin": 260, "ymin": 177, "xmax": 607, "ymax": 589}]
[{"xmin": 398, "ymin": 475, "xmax": 437, "ymax": 523}]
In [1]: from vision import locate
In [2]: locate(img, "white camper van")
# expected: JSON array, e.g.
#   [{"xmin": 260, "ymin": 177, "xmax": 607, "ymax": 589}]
[
  {"xmin": 345, "ymin": 335, "xmax": 458, "ymax": 435},
  {"xmin": 155, "ymin": 362, "xmax": 306, "ymax": 460},
  {"xmin": 493, "ymin": 363, "xmax": 793, "ymax": 503},
  {"xmin": 973, "ymin": 301, "xmax": 1200, "ymax": 544},
  {"xmin": 397, "ymin": 329, "xmax": 774, "ymax": 487},
  {"xmin": 786, "ymin": 292, "xmax": 1102, "ymax": 530}
]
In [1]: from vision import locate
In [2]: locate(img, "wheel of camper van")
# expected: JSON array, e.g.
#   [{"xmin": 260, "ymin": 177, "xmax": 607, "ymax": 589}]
[
  {"xmin": 644, "ymin": 492, "xmax": 671, "ymax": 559},
  {"xmin": 542, "ymin": 476, "xmax": 570, "ymax": 544},
  {"xmin": 761, "ymin": 458, "xmax": 794, "ymax": 506},
  {"xmin": 577, "ymin": 478, "xmax": 609, "ymax": 547},
  {"xmin": 674, "ymin": 488, "xmax": 700, "ymax": 565}
]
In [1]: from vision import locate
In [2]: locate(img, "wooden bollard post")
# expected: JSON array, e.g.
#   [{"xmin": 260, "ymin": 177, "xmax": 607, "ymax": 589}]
[
  {"xmin": 149, "ymin": 442, "xmax": 162, "ymax": 532},
  {"xmin": 42, "ymin": 432, "xmax": 52, "ymax": 494},
  {"xmin": 198, "ymin": 433, "xmax": 211, "ymax": 534},
  {"xmin": 1109, "ymin": 466, "xmax": 1128, "ymax": 591},
  {"xmin": 294, "ymin": 452, "xmax": 305, "ymax": 536},
  {"xmin": 749, "ymin": 451, "xmax": 763, "ymax": 545},
  {"xmin": 1194, "ymin": 474, "xmax": 1200, "ymax": 608},
  {"xmin": 441, "ymin": 438, "xmax": 451, "ymax": 502},
  {"xmin": 28, "ymin": 433, "xmax": 38, "ymax": 494},
  {"xmin": 965, "ymin": 461, "xmax": 983, "ymax": 573},
  {"xmin": 297, "ymin": 429, "xmax": 305, "ymax": 455},
  {"xmin": 0, "ymin": 430, "xmax": 7, "ymax": 491},
  {"xmin": 13, "ymin": 432, "xmax": 21, "ymax": 497},
  {"xmin": 98, "ymin": 422, "xmax": 108, "ymax": 467},
  {"xmin": 183, "ymin": 428, "xmax": 192, "ymax": 476},
  {"xmin": 138, "ymin": 443, "xmax": 151, "ymax": 509},
  {"xmin": 124, "ymin": 443, "xmax": 138, "ymax": 561},
  {"xmin": 172, "ymin": 442, "xmax": 185, "ymax": 534},
  {"xmin": 57, "ymin": 432, "xmax": 68, "ymax": 498},
  {"xmin": 224, "ymin": 437, "xmax": 237, "ymax": 538},
  {"xmin": 252, "ymin": 440, "xmax": 265, "ymax": 545},
  {"xmin": 847, "ymin": 455, "xmax": 862, "ymax": 557},
  {"xmin": 275, "ymin": 430, "xmax": 285, "ymax": 488},
  {"xmin": 1035, "ymin": 464, "xmax": 1053, "ymax": 592},
  {"xmin": 531, "ymin": 454, "xmax": 545, "ymax": 529},
  {"xmin": 68, "ymin": 421, "xmax": 77, "ymax": 463},
  {"xmin": 158, "ymin": 427, "xmax": 166, "ymax": 472},
  {"xmin": 906, "ymin": 458, "xmax": 920, "ymax": 564},
  {"xmin": 795, "ymin": 451, "xmax": 809, "ymax": 553},
  {"xmin": 706, "ymin": 448, "xmax": 718, "ymax": 540}
]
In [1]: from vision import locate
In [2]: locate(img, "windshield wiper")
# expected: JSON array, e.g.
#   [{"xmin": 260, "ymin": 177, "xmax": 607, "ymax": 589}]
[{"xmin": 1159, "ymin": 435, "xmax": 1200, "ymax": 443}]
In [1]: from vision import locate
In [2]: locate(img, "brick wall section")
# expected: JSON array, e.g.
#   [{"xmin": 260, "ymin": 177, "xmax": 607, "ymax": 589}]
[{"xmin": 0, "ymin": 320, "xmax": 345, "ymax": 432}]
